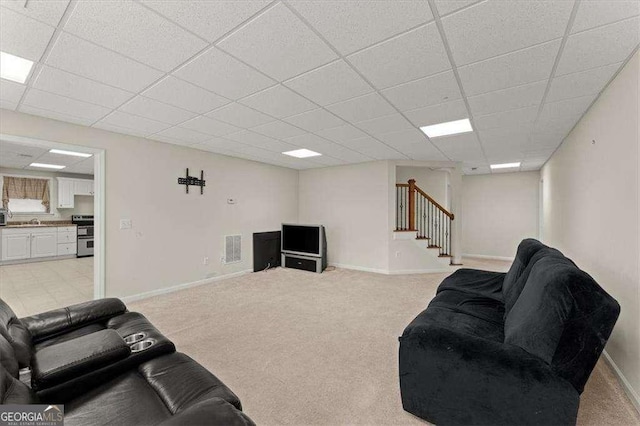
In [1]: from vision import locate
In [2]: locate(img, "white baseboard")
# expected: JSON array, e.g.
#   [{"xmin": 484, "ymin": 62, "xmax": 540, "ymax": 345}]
[
  {"xmin": 462, "ymin": 253, "xmax": 515, "ymax": 262},
  {"xmin": 121, "ymin": 269, "xmax": 252, "ymax": 303},
  {"xmin": 602, "ymin": 349, "xmax": 640, "ymax": 414},
  {"xmin": 329, "ymin": 263, "xmax": 389, "ymax": 275},
  {"xmin": 329, "ymin": 263, "xmax": 455, "ymax": 275}
]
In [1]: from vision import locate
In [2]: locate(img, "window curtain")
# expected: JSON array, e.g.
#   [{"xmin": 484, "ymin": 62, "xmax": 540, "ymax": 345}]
[{"xmin": 2, "ymin": 176, "xmax": 50, "ymax": 212}]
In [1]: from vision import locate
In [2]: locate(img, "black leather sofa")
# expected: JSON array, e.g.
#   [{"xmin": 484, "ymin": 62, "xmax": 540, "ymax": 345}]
[
  {"xmin": 399, "ymin": 239, "xmax": 620, "ymax": 426},
  {"xmin": 0, "ymin": 298, "xmax": 254, "ymax": 425}
]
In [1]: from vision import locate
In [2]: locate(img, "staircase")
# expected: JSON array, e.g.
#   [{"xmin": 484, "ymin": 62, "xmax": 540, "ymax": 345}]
[{"xmin": 395, "ymin": 179, "xmax": 455, "ymax": 263}]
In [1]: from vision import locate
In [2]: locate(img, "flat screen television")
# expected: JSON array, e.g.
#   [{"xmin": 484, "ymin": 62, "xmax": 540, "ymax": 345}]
[{"xmin": 282, "ymin": 224, "xmax": 324, "ymax": 257}]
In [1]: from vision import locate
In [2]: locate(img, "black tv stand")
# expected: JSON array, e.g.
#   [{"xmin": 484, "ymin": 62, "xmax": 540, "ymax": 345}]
[{"xmin": 282, "ymin": 252, "xmax": 325, "ymax": 273}]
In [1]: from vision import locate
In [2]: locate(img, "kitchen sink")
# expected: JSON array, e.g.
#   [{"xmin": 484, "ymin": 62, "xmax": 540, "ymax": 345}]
[{"xmin": 8, "ymin": 224, "xmax": 50, "ymax": 227}]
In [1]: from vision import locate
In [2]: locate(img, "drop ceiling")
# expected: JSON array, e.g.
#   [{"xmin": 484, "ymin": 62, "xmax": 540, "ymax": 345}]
[
  {"xmin": 0, "ymin": 139, "xmax": 94, "ymax": 175},
  {"xmin": 0, "ymin": 0, "xmax": 637, "ymax": 173}
]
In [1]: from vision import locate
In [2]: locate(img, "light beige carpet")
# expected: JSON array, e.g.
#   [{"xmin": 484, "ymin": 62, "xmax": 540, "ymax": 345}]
[{"xmin": 130, "ymin": 260, "xmax": 640, "ymax": 425}]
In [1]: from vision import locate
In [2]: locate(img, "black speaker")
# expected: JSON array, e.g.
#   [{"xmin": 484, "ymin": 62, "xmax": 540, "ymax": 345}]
[{"xmin": 253, "ymin": 231, "xmax": 281, "ymax": 272}]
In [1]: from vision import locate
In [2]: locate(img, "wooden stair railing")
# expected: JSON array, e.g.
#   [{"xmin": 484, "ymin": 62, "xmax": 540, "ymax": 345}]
[{"xmin": 395, "ymin": 179, "xmax": 454, "ymax": 257}]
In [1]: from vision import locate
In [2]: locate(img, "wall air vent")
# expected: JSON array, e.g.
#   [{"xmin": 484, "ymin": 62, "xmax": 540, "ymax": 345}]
[{"xmin": 224, "ymin": 235, "xmax": 242, "ymax": 264}]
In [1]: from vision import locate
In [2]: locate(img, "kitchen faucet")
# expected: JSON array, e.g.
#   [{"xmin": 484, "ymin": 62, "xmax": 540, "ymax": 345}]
[{"xmin": 29, "ymin": 218, "xmax": 41, "ymax": 225}]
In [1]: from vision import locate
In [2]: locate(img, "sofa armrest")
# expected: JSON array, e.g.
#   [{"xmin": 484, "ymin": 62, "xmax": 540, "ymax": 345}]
[
  {"xmin": 436, "ymin": 268, "xmax": 506, "ymax": 300},
  {"xmin": 399, "ymin": 325, "xmax": 579, "ymax": 425},
  {"xmin": 20, "ymin": 298, "xmax": 127, "ymax": 342},
  {"xmin": 31, "ymin": 329, "xmax": 130, "ymax": 391},
  {"xmin": 158, "ymin": 399, "xmax": 255, "ymax": 426}
]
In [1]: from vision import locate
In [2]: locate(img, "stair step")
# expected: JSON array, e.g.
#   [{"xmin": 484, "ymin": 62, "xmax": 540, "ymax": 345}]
[
  {"xmin": 415, "ymin": 236, "xmax": 430, "ymax": 240},
  {"xmin": 394, "ymin": 229, "xmax": 416, "ymax": 232},
  {"xmin": 427, "ymin": 245, "xmax": 441, "ymax": 249},
  {"xmin": 438, "ymin": 254, "xmax": 452, "ymax": 258}
]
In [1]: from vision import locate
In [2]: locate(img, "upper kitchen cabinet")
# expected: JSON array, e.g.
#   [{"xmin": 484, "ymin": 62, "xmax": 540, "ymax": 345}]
[{"xmin": 57, "ymin": 177, "xmax": 94, "ymax": 208}]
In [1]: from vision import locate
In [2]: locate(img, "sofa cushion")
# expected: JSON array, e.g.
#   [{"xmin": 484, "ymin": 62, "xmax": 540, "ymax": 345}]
[
  {"xmin": 405, "ymin": 291, "xmax": 505, "ymax": 343},
  {"xmin": 437, "ymin": 269, "xmax": 506, "ymax": 301},
  {"xmin": 504, "ymin": 256, "xmax": 620, "ymax": 392},
  {"xmin": 501, "ymin": 239, "xmax": 547, "ymax": 312},
  {"xmin": 0, "ymin": 298, "xmax": 32, "ymax": 367},
  {"xmin": 34, "ymin": 324, "xmax": 106, "ymax": 350}
]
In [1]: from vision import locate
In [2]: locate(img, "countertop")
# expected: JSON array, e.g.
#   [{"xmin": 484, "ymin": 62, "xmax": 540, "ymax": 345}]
[{"xmin": 3, "ymin": 221, "xmax": 75, "ymax": 229}]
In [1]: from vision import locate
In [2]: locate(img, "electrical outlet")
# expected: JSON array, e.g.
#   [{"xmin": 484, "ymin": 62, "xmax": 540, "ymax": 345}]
[
  {"xmin": 120, "ymin": 219, "xmax": 132, "ymax": 230},
  {"xmin": 203, "ymin": 257, "xmax": 209, "ymax": 265}
]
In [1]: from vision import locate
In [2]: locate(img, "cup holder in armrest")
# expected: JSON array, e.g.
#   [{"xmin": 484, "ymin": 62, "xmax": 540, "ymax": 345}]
[
  {"xmin": 124, "ymin": 332, "xmax": 147, "ymax": 344},
  {"xmin": 130, "ymin": 338, "xmax": 156, "ymax": 353}
]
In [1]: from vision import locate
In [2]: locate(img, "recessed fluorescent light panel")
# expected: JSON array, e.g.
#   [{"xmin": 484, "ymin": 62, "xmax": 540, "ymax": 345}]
[
  {"xmin": 420, "ymin": 118, "xmax": 473, "ymax": 138},
  {"xmin": 0, "ymin": 51, "xmax": 34, "ymax": 84},
  {"xmin": 490, "ymin": 162, "xmax": 521, "ymax": 170},
  {"xmin": 29, "ymin": 163, "xmax": 66, "ymax": 170},
  {"xmin": 49, "ymin": 149, "xmax": 93, "ymax": 158},
  {"xmin": 282, "ymin": 149, "xmax": 322, "ymax": 158}
]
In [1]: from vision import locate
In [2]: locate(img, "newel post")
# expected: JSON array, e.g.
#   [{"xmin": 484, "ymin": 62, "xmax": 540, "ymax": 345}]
[{"xmin": 408, "ymin": 179, "xmax": 416, "ymax": 231}]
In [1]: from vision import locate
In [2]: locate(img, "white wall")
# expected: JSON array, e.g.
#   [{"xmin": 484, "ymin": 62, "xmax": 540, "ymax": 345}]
[
  {"xmin": 0, "ymin": 109, "xmax": 298, "ymax": 298},
  {"xmin": 542, "ymin": 51, "xmax": 639, "ymax": 408},
  {"xmin": 298, "ymin": 161, "xmax": 389, "ymax": 272},
  {"xmin": 396, "ymin": 166, "xmax": 449, "ymax": 208},
  {"xmin": 462, "ymin": 171, "xmax": 540, "ymax": 259},
  {"xmin": 0, "ymin": 167, "xmax": 94, "ymax": 220}
]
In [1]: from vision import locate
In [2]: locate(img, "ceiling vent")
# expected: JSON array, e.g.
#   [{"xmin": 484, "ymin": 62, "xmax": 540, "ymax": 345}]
[{"xmin": 224, "ymin": 235, "xmax": 242, "ymax": 264}]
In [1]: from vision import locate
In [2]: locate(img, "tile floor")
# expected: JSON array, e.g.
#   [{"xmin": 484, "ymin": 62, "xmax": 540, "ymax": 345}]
[{"xmin": 0, "ymin": 257, "xmax": 94, "ymax": 317}]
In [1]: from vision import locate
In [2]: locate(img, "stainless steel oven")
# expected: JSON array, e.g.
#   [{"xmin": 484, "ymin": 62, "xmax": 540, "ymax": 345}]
[{"xmin": 72, "ymin": 215, "xmax": 94, "ymax": 257}]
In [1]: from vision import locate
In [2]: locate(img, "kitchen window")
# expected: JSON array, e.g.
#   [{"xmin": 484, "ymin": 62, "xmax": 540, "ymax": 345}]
[{"xmin": 1, "ymin": 176, "xmax": 51, "ymax": 214}]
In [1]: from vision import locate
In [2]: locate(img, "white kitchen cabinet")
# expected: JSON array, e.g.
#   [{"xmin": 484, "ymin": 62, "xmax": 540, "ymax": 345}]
[
  {"xmin": 57, "ymin": 242, "xmax": 77, "ymax": 256},
  {"xmin": 57, "ymin": 178, "xmax": 75, "ymax": 208},
  {"xmin": 57, "ymin": 178, "xmax": 95, "ymax": 209},
  {"xmin": 1, "ymin": 232, "xmax": 31, "ymax": 261},
  {"xmin": 31, "ymin": 232, "xmax": 58, "ymax": 258},
  {"xmin": 74, "ymin": 179, "xmax": 94, "ymax": 196}
]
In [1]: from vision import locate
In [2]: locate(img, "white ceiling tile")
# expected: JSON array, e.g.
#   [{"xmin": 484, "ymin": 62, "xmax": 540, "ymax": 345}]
[
  {"xmin": 153, "ymin": 126, "xmax": 211, "ymax": 145},
  {"xmin": 348, "ymin": 23, "xmax": 450, "ymax": 89},
  {"xmin": 0, "ymin": 140, "xmax": 47, "ymax": 156},
  {"xmin": 341, "ymin": 136, "xmax": 406, "ymax": 159},
  {"xmin": 435, "ymin": 0, "xmax": 481, "ymax": 16},
  {"xmin": 227, "ymin": 130, "xmax": 297, "ymax": 152},
  {"xmin": 431, "ymin": 133, "xmax": 485, "ymax": 162},
  {"xmin": 0, "ymin": 79, "xmax": 26, "ymax": 104},
  {"xmin": 22, "ymin": 88, "xmax": 110, "ymax": 122},
  {"xmin": 142, "ymin": 76, "xmax": 230, "ymax": 114},
  {"xmin": 402, "ymin": 143, "xmax": 450, "ymax": 161},
  {"xmin": 141, "ymin": 0, "xmax": 269, "ymax": 42},
  {"xmin": 442, "ymin": 0, "xmax": 573, "ymax": 66},
  {"xmin": 315, "ymin": 124, "xmax": 368, "ymax": 143},
  {"xmin": 19, "ymin": 104, "xmax": 95, "ymax": 126},
  {"xmin": 463, "ymin": 164, "xmax": 491, "ymax": 175},
  {"xmin": 0, "ymin": 100, "xmax": 18, "ymax": 111},
  {"xmin": 33, "ymin": 65, "xmax": 133, "ymax": 108},
  {"xmin": 547, "ymin": 62, "xmax": 621, "ymax": 102},
  {"xmin": 458, "ymin": 39, "xmax": 561, "ymax": 96},
  {"xmin": 556, "ymin": 17, "xmax": 640, "ymax": 76},
  {"xmin": 538, "ymin": 95, "xmax": 595, "ymax": 123},
  {"xmin": 46, "ymin": 33, "xmax": 164, "ymax": 92},
  {"xmin": 572, "ymin": 0, "xmax": 640, "ymax": 33},
  {"xmin": 479, "ymin": 127, "xmax": 531, "ymax": 154},
  {"xmin": 206, "ymin": 102, "xmax": 273, "ymax": 128},
  {"xmin": 1, "ymin": 1, "xmax": 69, "ymax": 27},
  {"xmin": 381, "ymin": 70, "xmax": 461, "ymax": 111},
  {"xmin": 95, "ymin": 111, "xmax": 172, "ymax": 136},
  {"xmin": 316, "ymin": 144, "xmax": 372, "ymax": 163},
  {"xmin": 0, "ymin": 151, "xmax": 37, "ymax": 168},
  {"xmin": 377, "ymin": 128, "xmax": 426, "ymax": 147},
  {"xmin": 288, "ymin": 1, "xmax": 433, "ymax": 55},
  {"xmin": 326, "ymin": 92, "xmax": 396, "ymax": 122},
  {"xmin": 198, "ymin": 137, "xmax": 245, "ymax": 152},
  {"xmin": 468, "ymin": 80, "xmax": 546, "ymax": 116},
  {"xmin": 250, "ymin": 120, "xmax": 306, "ymax": 139},
  {"xmin": 179, "ymin": 116, "xmax": 241, "ymax": 137},
  {"xmin": 120, "ymin": 96, "xmax": 196, "ymax": 125},
  {"xmin": 284, "ymin": 60, "xmax": 373, "ymax": 106},
  {"xmin": 0, "ymin": 6, "xmax": 55, "ymax": 61},
  {"xmin": 474, "ymin": 106, "xmax": 539, "ymax": 131},
  {"xmin": 534, "ymin": 115, "xmax": 581, "ymax": 137},
  {"xmin": 240, "ymin": 85, "xmax": 316, "ymax": 118},
  {"xmin": 284, "ymin": 108, "xmax": 344, "ymax": 132},
  {"xmin": 218, "ymin": 3, "xmax": 337, "ymax": 81},
  {"xmin": 404, "ymin": 99, "xmax": 468, "ymax": 127},
  {"xmin": 175, "ymin": 47, "xmax": 275, "ymax": 99},
  {"xmin": 355, "ymin": 114, "xmax": 414, "ymax": 136},
  {"xmin": 32, "ymin": 151, "xmax": 87, "ymax": 167},
  {"xmin": 64, "ymin": 0, "xmax": 207, "ymax": 72},
  {"xmin": 92, "ymin": 121, "xmax": 150, "ymax": 138}
]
